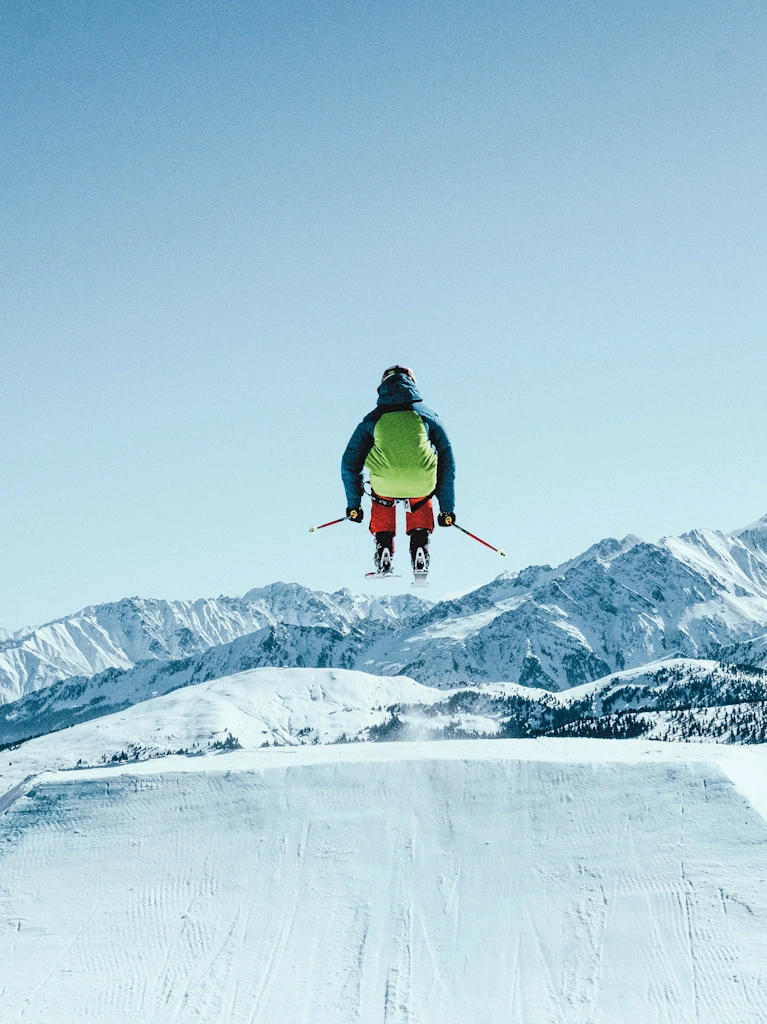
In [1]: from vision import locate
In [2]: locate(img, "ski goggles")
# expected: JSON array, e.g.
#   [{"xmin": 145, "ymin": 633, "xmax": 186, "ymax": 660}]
[{"xmin": 381, "ymin": 365, "xmax": 416, "ymax": 384}]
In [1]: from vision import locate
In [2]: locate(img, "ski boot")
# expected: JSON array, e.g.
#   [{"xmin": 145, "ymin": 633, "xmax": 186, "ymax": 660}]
[
  {"xmin": 409, "ymin": 529, "xmax": 430, "ymax": 587},
  {"xmin": 365, "ymin": 532, "xmax": 399, "ymax": 579}
]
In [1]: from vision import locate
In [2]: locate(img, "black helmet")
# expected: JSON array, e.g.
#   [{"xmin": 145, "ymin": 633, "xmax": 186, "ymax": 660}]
[{"xmin": 381, "ymin": 365, "xmax": 417, "ymax": 385}]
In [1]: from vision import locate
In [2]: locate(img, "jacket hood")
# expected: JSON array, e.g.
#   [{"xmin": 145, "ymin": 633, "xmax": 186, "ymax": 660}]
[{"xmin": 376, "ymin": 374, "xmax": 423, "ymax": 406}]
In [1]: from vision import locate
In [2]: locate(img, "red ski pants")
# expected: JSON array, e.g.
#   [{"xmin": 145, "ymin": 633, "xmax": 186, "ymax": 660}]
[{"xmin": 369, "ymin": 495, "xmax": 434, "ymax": 535}]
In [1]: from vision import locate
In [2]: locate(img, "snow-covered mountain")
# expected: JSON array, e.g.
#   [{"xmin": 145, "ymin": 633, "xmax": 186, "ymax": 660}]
[
  {"xmin": 0, "ymin": 624, "xmax": 376, "ymax": 745},
  {"xmin": 375, "ymin": 515, "xmax": 767, "ymax": 687},
  {"xmin": 0, "ymin": 584, "xmax": 429, "ymax": 704},
  {"xmin": 4, "ymin": 511, "xmax": 767, "ymax": 744},
  {"xmin": 0, "ymin": 626, "xmax": 31, "ymax": 643}
]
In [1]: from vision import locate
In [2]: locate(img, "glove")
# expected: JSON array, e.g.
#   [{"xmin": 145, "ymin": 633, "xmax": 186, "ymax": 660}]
[
  {"xmin": 438, "ymin": 512, "xmax": 455, "ymax": 527},
  {"xmin": 346, "ymin": 506, "xmax": 364, "ymax": 524}
]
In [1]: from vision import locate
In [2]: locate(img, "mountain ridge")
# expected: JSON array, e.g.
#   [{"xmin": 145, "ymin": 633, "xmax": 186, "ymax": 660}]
[
  {"xmin": 3, "ymin": 512, "xmax": 767, "ymax": 715},
  {"xmin": 0, "ymin": 585, "xmax": 429, "ymax": 704}
]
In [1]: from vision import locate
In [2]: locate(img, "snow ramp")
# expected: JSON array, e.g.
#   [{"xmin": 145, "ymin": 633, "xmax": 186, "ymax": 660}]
[{"xmin": 1, "ymin": 740, "xmax": 767, "ymax": 1023}]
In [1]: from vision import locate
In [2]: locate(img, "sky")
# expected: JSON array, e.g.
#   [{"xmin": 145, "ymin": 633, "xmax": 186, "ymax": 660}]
[{"xmin": 2, "ymin": 0, "xmax": 766, "ymax": 629}]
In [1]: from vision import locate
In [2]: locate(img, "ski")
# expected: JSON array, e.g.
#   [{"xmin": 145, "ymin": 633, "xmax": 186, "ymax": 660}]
[
  {"xmin": 365, "ymin": 570, "xmax": 402, "ymax": 580},
  {"xmin": 410, "ymin": 538, "xmax": 429, "ymax": 587}
]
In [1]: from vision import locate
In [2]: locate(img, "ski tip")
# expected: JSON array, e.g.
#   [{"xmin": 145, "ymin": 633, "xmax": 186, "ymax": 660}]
[{"xmin": 498, "ymin": 549, "xmax": 507, "ymax": 558}]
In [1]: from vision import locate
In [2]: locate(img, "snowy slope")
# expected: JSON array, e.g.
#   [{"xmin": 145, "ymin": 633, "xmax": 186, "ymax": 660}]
[
  {"xmin": 5, "ymin": 658, "xmax": 767, "ymax": 817},
  {"xmin": 366, "ymin": 659, "xmax": 767, "ymax": 744},
  {"xmin": 0, "ymin": 585, "xmax": 429, "ymax": 704},
  {"xmin": 719, "ymin": 632, "xmax": 767, "ymax": 669},
  {"xmin": 2, "ymin": 739, "xmax": 767, "ymax": 1023},
  {"xmin": 608, "ymin": 702, "xmax": 767, "ymax": 744},
  {"xmin": 546, "ymin": 660, "xmax": 767, "ymax": 744},
  {"xmin": 0, "ymin": 669, "xmax": 449, "ymax": 790}
]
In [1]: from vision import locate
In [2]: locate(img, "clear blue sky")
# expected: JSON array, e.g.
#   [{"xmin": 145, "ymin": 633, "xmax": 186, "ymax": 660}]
[{"xmin": 2, "ymin": 0, "xmax": 766, "ymax": 629}]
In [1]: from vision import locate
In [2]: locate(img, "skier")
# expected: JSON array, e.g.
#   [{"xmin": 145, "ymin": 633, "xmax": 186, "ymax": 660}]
[{"xmin": 341, "ymin": 366, "xmax": 456, "ymax": 581}]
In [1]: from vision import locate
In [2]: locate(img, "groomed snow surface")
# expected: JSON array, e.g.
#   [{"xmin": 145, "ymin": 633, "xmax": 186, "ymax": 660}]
[{"xmin": 3, "ymin": 731, "xmax": 767, "ymax": 1022}]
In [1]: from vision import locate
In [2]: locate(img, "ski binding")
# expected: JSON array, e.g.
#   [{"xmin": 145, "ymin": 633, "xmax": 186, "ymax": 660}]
[{"xmin": 411, "ymin": 571, "xmax": 429, "ymax": 588}]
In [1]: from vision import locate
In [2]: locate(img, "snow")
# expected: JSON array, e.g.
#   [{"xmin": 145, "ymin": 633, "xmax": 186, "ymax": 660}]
[
  {"xmin": 406, "ymin": 596, "xmax": 529, "ymax": 641},
  {"xmin": 4, "ymin": 515, "xmax": 767, "ymax": 1018},
  {"xmin": 0, "ymin": 587, "xmax": 430, "ymax": 704},
  {"xmin": 0, "ymin": 668, "xmax": 450, "ymax": 794},
  {"xmin": 559, "ymin": 657, "xmax": 720, "ymax": 702},
  {"xmin": 730, "ymin": 513, "xmax": 767, "ymax": 538},
  {"xmin": 6, "ymin": 512, "xmax": 767, "ymax": 706},
  {"xmin": 2, "ymin": 738, "xmax": 767, "ymax": 1022}
]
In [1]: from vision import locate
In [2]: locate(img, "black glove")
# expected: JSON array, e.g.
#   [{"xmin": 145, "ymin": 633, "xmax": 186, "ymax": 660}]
[
  {"xmin": 346, "ymin": 506, "xmax": 364, "ymax": 524},
  {"xmin": 438, "ymin": 512, "xmax": 455, "ymax": 527}
]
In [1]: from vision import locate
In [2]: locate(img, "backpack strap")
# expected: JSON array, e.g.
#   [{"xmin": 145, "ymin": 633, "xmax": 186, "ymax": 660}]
[
  {"xmin": 370, "ymin": 492, "xmax": 397, "ymax": 508},
  {"xmin": 367, "ymin": 486, "xmax": 436, "ymax": 512},
  {"xmin": 408, "ymin": 490, "xmax": 436, "ymax": 513}
]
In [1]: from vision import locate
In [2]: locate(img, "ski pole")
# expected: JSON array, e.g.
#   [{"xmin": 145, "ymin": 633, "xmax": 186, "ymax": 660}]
[
  {"xmin": 451, "ymin": 522, "xmax": 506, "ymax": 557},
  {"xmin": 309, "ymin": 516, "xmax": 348, "ymax": 533}
]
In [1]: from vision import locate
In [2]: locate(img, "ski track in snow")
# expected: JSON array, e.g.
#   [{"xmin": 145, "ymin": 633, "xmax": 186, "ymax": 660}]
[{"xmin": 1, "ymin": 740, "xmax": 767, "ymax": 1023}]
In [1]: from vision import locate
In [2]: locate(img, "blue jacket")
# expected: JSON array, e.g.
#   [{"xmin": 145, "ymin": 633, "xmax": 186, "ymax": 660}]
[{"xmin": 341, "ymin": 375, "xmax": 456, "ymax": 511}]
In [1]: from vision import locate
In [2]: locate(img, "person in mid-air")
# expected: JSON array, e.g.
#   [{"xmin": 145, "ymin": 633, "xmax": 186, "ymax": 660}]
[{"xmin": 341, "ymin": 366, "xmax": 456, "ymax": 577}]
